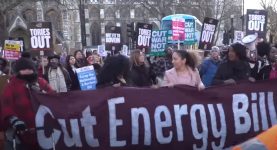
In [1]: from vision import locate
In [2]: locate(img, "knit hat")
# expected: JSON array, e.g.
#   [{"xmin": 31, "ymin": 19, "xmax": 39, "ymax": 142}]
[
  {"xmin": 48, "ymin": 55, "xmax": 60, "ymax": 61},
  {"xmin": 15, "ymin": 58, "xmax": 36, "ymax": 73}
]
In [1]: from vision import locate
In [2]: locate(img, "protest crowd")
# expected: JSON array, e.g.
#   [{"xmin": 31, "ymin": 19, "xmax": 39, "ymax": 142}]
[
  {"xmin": 0, "ymin": 7, "xmax": 277, "ymax": 150},
  {"xmin": 0, "ymin": 40, "xmax": 277, "ymax": 149}
]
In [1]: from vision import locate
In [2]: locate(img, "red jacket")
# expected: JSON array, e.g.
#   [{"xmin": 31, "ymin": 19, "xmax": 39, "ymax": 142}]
[{"xmin": 0, "ymin": 76, "xmax": 53, "ymax": 148}]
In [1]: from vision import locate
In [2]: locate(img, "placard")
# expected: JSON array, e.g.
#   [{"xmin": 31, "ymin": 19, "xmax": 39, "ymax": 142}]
[
  {"xmin": 136, "ymin": 23, "xmax": 152, "ymax": 53},
  {"xmin": 198, "ymin": 17, "xmax": 218, "ymax": 50},
  {"xmin": 76, "ymin": 66, "xmax": 97, "ymax": 90},
  {"xmin": 150, "ymin": 30, "xmax": 168, "ymax": 56},
  {"xmin": 246, "ymin": 9, "xmax": 268, "ymax": 39}
]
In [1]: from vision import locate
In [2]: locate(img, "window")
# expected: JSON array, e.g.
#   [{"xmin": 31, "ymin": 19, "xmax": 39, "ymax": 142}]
[
  {"xmin": 116, "ymin": 10, "xmax": 120, "ymax": 18},
  {"xmin": 100, "ymin": 9, "xmax": 104, "ymax": 18},
  {"xmin": 130, "ymin": 9, "xmax": 135, "ymax": 19}
]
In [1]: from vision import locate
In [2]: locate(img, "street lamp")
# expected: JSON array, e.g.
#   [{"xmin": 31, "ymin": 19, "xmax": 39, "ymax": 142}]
[{"xmin": 230, "ymin": 15, "xmax": 234, "ymax": 43}]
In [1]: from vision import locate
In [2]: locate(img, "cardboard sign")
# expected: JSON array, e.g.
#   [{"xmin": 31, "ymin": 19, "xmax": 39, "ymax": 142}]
[
  {"xmin": 97, "ymin": 45, "xmax": 107, "ymax": 57},
  {"xmin": 150, "ymin": 30, "xmax": 168, "ymax": 56},
  {"xmin": 30, "ymin": 79, "xmax": 277, "ymax": 150},
  {"xmin": 105, "ymin": 26, "xmax": 122, "ymax": 54},
  {"xmin": 3, "ymin": 40, "xmax": 21, "ymax": 60},
  {"xmin": 136, "ymin": 23, "xmax": 152, "ymax": 53},
  {"xmin": 234, "ymin": 31, "xmax": 244, "ymax": 43},
  {"xmin": 122, "ymin": 45, "xmax": 128, "ymax": 56},
  {"xmin": 246, "ymin": 9, "xmax": 268, "ymax": 39},
  {"xmin": 76, "ymin": 66, "xmax": 97, "ymax": 90},
  {"xmin": 198, "ymin": 17, "xmax": 218, "ymax": 50},
  {"xmin": 29, "ymin": 22, "xmax": 53, "ymax": 55},
  {"xmin": 172, "ymin": 17, "xmax": 185, "ymax": 41}
]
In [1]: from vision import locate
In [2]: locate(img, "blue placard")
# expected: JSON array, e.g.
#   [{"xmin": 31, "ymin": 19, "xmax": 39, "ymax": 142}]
[{"xmin": 76, "ymin": 66, "xmax": 97, "ymax": 90}]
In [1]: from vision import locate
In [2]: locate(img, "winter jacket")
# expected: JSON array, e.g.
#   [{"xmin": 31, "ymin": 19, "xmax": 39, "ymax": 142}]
[
  {"xmin": 66, "ymin": 66, "xmax": 80, "ymax": 91},
  {"xmin": 200, "ymin": 58, "xmax": 220, "ymax": 87},
  {"xmin": 129, "ymin": 64, "xmax": 153, "ymax": 87},
  {"xmin": 0, "ymin": 76, "xmax": 53, "ymax": 148},
  {"xmin": 212, "ymin": 60, "xmax": 251, "ymax": 85},
  {"xmin": 251, "ymin": 57, "xmax": 272, "ymax": 80}
]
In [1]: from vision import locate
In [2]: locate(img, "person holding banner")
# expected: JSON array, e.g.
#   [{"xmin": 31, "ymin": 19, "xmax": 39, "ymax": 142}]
[
  {"xmin": 251, "ymin": 42, "xmax": 272, "ymax": 80},
  {"xmin": 162, "ymin": 50, "xmax": 205, "ymax": 90},
  {"xmin": 129, "ymin": 50, "xmax": 155, "ymax": 87},
  {"xmin": 199, "ymin": 46, "xmax": 221, "ymax": 87},
  {"xmin": 213, "ymin": 43, "xmax": 252, "ymax": 85},
  {"xmin": 0, "ymin": 57, "xmax": 53, "ymax": 150},
  {"xmin": 97, "ymin": 55, "xmax": 130, "ymax": 88}
]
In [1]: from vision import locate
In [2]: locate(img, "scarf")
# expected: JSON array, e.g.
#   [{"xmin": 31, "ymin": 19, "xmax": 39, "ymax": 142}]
[{"xmin": 48, "ymin": 67, "xmax": 67, "ymax": 93}]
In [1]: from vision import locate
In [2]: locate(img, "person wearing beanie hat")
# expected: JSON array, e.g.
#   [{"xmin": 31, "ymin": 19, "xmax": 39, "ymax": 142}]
[
  {"xmin": 0, "ymin": 57, "xmax": 53, "ymax": 149},
  {"xmin": 44, "ymin": 54, "xmax": 71, "ymax": 93},
  {"xmin": 199, "ymin": 46, "xmax": 221, "ymax": 87}
]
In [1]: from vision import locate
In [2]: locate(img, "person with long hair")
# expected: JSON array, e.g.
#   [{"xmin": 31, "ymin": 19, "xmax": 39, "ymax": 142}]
[
  {"xmin": 65, "ymin": 55, "xmax": 80, "ymax": 91},
  {"xmin": 213, "ymin": 43, "xmax": 252, "ymax": 85},
  {"xmin": 129, "ymin": 50, "xmax": 154, "ymax": 87},
  {"xmin": 74, "ymin": 50, "xmax": 86, "ymax": 68},
  {"xmin": 97, "ymin": 54, "xmax": 130, "ymax": 88},
  {"xmin": 162, "ymin": 50, "xmax": 205, "ymax": 90}
]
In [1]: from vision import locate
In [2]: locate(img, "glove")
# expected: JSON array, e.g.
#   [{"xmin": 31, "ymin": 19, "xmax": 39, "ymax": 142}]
[{"xmin": 9, "ymin": 116, "xmax": 26, "ymax": 132}]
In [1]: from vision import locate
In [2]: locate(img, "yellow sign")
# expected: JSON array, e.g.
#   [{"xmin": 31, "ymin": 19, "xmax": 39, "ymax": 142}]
[{"xmin": 4, "ymin": 40, "xmax": 20, "ymax": 52}]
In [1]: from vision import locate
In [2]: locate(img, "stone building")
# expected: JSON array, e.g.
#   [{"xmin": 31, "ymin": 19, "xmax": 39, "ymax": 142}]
[
  {"xmin": 0, "ymin": 0, "xmax": 82, "ymax": 54},
  {"xmin": 0, "ymin": 0, "xmax": 243, "ymax": 54}
]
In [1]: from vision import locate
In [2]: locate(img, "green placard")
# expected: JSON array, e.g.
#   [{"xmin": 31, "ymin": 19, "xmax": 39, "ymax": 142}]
[{"xmin": 150, "ymin": 30, "xmax": 168, "ymax": 56}]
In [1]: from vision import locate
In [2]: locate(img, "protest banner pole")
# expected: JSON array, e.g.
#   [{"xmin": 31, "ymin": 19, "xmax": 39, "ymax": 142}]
[
  {"xmin": 8, "ymin": 61, "xmax": 12, "ymax": 76},
  {"xmin": 40, "ymin": 51, "xmax": 45, "ymax": 74}
]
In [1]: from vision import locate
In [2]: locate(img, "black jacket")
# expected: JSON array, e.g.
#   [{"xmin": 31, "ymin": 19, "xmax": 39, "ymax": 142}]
[
  {"xmin": 212, "ymin": 60, "xmax": 251, "ymax": 85},
  {"xmin": 66, "ymin": 66, "xmax": 80, "ymax": 91},
  {"xmin": 251, "ymin": 57, "xmax": 272, "ymax": 80},
  {"xmin": 129, "ymin": 64, "xmax": 153, "ymax": 87}
]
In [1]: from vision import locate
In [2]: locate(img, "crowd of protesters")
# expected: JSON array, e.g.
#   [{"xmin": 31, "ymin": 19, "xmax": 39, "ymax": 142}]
[{"xmin": 0, "ymin": 41, "xmax": 277, "ymax": 149}]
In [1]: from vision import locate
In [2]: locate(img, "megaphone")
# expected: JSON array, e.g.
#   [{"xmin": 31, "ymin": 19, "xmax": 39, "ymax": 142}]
[{"xmin": 242, "ymin": 33, "xmax": 258, "ymax": 51}]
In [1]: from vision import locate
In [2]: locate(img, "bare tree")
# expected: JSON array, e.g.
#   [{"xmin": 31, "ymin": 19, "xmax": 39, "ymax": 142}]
[
  {"xmin": 194, "ymin": 0, "xmax": 242, "ymax": 45},
  {"xmin": 259, "ymin": 0, "xmax": 277, "ymax": 43}
]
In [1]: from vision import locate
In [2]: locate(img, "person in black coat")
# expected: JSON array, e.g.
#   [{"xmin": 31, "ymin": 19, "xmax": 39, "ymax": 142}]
[
  {"xmin": 213, "ymin": 43, "xmax": 252, "ymax": 85},
  {"xmin": 129, "ymin": 50, "xmax": 154, "ymax": 87},
  {"xmin": 97, "ymin": 54, "xmax": 130, "ymax": 88},
  {"xmin": 65, "ymin": 55, "xmax": 80, "ymax": 91},
  {"xmin": 251, "ymin": 42, "xmax": 272, "ymax": 80}
]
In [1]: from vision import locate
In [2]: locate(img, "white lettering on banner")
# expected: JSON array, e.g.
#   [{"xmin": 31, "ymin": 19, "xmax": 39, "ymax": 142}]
[
  {"xmin": 131, "ymin": 107, "xmax": 151, "ymax": 145},
  {"xmin": 190, "ymin": 105, "xmax": 208, "ymax": 150},
  {"xmin": 108, "ymin": 97, "xmax": 126, "ymax": 147},
  {"xmin": 34, "ymin": 92, "xmax": 276, "ymax": 149},
  {"xmin": 154, "ymin": 106, "xmax": 173, "ymax": 144},
  {"xmin": 138, "ymin": 28, "xmax": 151, "ymax": 47},
  {"xmin": 174, "ymin": 105, "xmax": 188, "ymax": 141},
  {"xmin": 58, "ymin": 119, "xmax": 83, "ymax": 147},
  {"xmin": 80, "ymin": 107, "xmax": 99, "ymax": 147},
  {"xmin": 30, "ymin": 28, "xmax": 51, "ymax": 49},
  {"xmin": 248, "ymin": 14, "xmax": 265, "ymax": 32},
  {"xmin": 201, "ymin": 23, "xmax": 215, "ymax": 43},
  {"xmin": 208, "ymin": 104, "xmax": 226, "ymax": 149},
  {"xmin": 233, "ymin": 92, "xmax": 276, "ymax": 135},
  {"xmin": 35, "ymin": 105, "xmax": 61, "ymax": 149}
]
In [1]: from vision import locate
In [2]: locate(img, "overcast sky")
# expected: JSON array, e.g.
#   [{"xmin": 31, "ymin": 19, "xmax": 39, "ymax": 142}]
[{"xmin": 244, "ymin": 0, "xmax": 263, "ymax": 13}]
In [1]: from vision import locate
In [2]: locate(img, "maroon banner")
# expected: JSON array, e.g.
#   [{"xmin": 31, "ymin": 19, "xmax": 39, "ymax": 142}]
[{"xmin": 31, "ymin": 80, "xmax": 277, "ymax": 150}]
